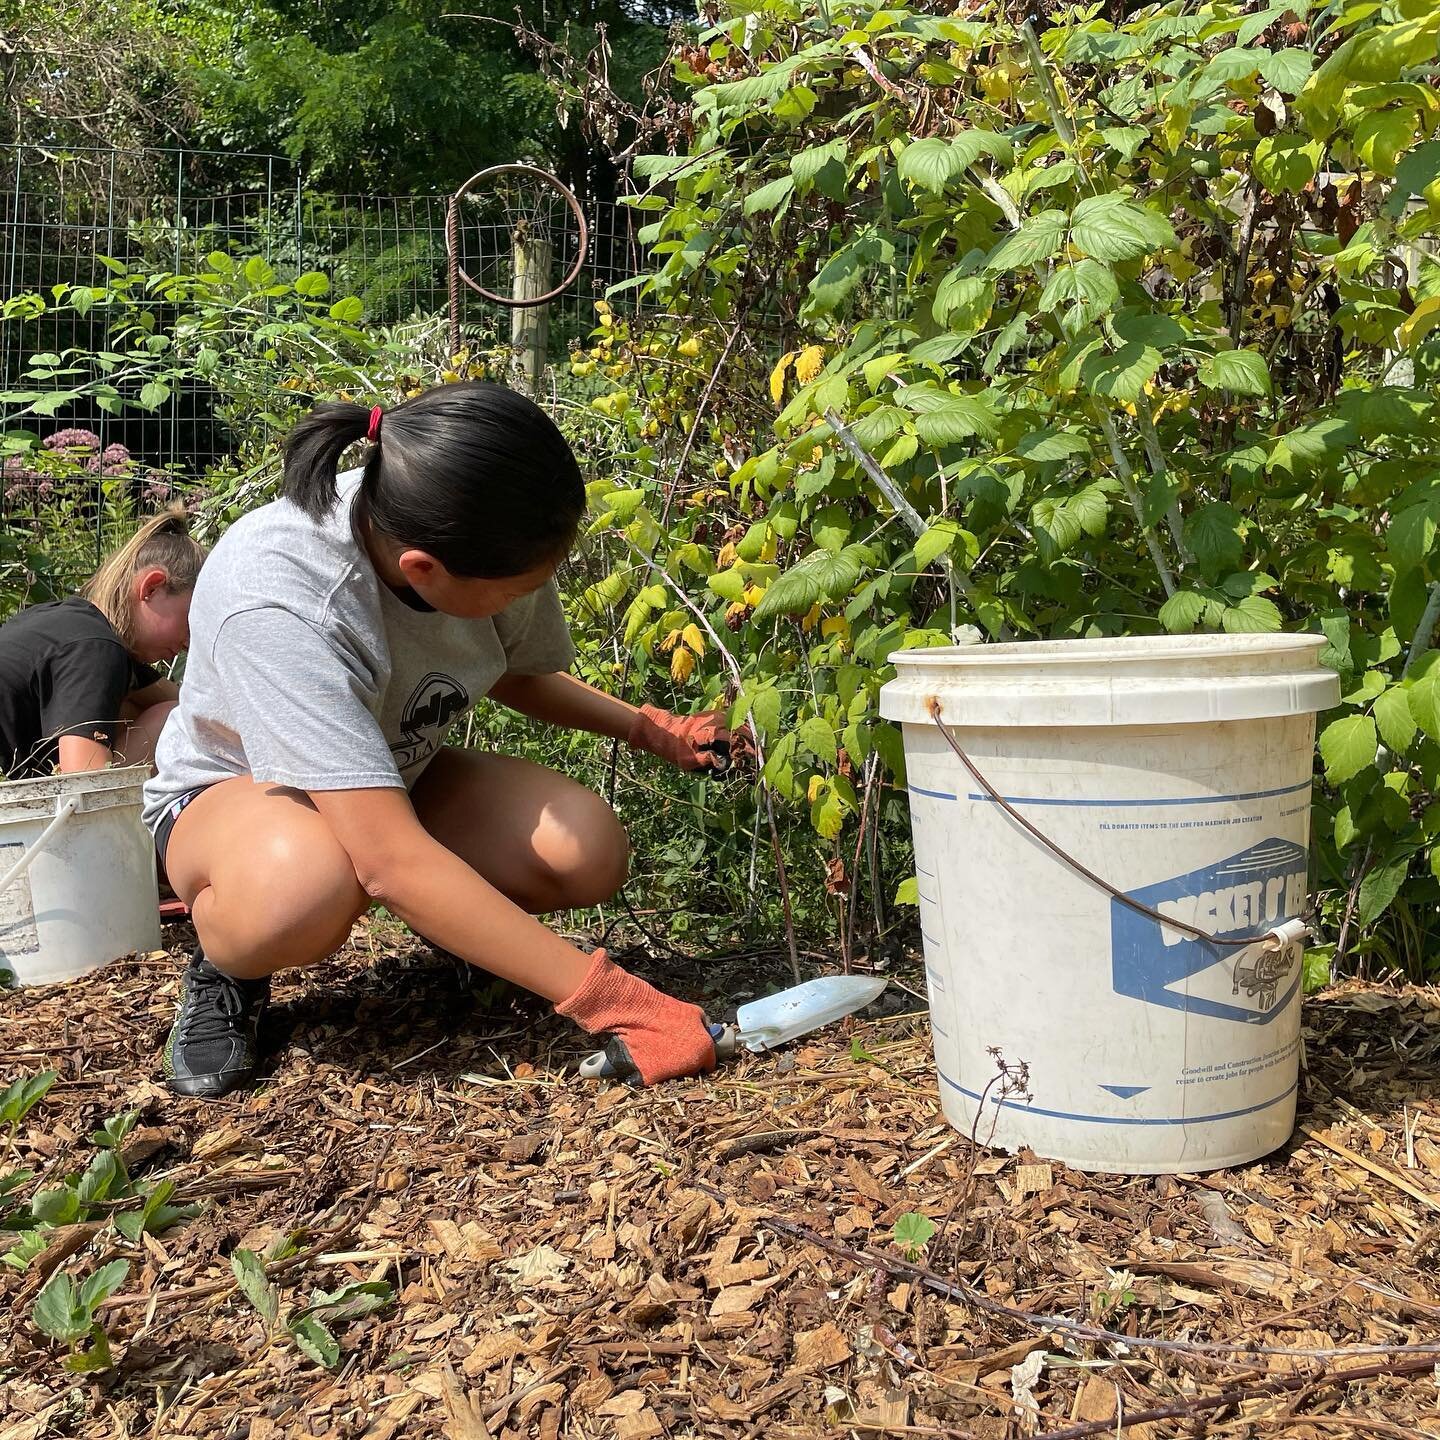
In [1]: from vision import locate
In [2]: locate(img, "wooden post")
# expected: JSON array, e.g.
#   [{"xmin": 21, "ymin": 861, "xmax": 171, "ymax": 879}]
[{"xmin": 510, "ymin": 229, "xmax": 551, "ymax": 398}]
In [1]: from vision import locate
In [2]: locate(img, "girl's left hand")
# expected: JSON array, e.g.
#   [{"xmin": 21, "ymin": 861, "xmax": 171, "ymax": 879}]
[{"xmin": 628, "ymin": 703, "xmax": 752, "ymax": 772}]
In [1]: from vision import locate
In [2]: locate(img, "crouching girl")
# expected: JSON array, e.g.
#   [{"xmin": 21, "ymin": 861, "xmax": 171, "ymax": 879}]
[{"xmin": 145, "ymin": 383, "xmax": 735, "ymax": 1097}]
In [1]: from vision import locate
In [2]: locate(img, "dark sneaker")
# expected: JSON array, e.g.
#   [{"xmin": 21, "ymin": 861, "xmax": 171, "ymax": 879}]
[{"xmin": 162, "ymin": 949, "xmax": 270, "ymax": 1098}]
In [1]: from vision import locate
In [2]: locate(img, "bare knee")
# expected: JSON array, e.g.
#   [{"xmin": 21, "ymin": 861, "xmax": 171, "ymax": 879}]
[
  {"xmin": 208, "ymin": 830, "xmax": 368, "ymax": 972},
  {"xmin": 523, "ymin": 804, "xmax": 629, "ymax": 911}
]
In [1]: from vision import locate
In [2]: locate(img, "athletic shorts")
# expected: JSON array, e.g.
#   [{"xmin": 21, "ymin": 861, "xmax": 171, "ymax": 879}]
[{"xmin": 153, "ymin": 785, "xmax": 211, "ymax": 872}]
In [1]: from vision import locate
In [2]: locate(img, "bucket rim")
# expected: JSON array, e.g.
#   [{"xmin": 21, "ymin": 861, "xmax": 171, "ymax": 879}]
[
  {"xmin": 888, "ymin": 632, "xmax": 1328, "ymax": 669},
  {"xmin": 0, "ymin": 763, "xmax": 151, "ymax": 798}
]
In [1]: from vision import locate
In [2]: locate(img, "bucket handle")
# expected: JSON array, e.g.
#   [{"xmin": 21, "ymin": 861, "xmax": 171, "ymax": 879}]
[
  {"xmin": 0, "ymin": 797, "xmax": 78, "ymax": 897},
  {"xmin": 925, "ymin": 697, "xmax": 1311, "ymax": 954}
]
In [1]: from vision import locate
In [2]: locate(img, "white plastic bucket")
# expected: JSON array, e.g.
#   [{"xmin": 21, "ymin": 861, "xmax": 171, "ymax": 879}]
[
  {"xmin": 0, "ymin": 766, "xmax": 160, "ymax": 986},
  {"xmin": 879, "ymin": 634, "xmax": 1340, "ymax": 1174}
]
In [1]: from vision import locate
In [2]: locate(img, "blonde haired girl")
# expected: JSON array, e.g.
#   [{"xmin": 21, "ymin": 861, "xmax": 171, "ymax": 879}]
[{"xmin": 0, "ymin": 507, "xmax": 205, "ymax": 778}]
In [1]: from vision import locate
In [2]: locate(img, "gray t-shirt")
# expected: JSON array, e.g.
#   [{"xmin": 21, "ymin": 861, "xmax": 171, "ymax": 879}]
[{"xmin": 142, "ymin": 469, "xmax": 575, "ymax": 833}]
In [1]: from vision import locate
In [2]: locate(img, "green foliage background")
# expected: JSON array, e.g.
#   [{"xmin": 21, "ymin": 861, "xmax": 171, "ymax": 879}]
[{"xmin": 570, "ymin": 0, "xmax": 1440, "ymax": 976}]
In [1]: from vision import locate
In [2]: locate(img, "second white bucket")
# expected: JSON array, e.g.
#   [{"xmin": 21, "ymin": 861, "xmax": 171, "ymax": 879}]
[
  {"xmin": 0, "ymin": 766, "xmax": 161, "ymax": 987},
  {"xmin": 880, "ymin": 634, "xmax": 1340, "ymax": 1175}
]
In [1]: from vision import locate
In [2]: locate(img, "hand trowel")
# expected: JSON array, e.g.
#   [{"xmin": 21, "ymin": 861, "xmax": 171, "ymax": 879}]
[{"xmin": 578, "ymin": 974, "xmax": 887, "ymax": 1081}]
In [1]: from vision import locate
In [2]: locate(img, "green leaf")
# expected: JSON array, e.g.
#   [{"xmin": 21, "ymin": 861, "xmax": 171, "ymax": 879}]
[
  {"xmin": 33, "ymin": 1272, "xmax": 85, "ymax": 1342},
  {"xmin": 891, "ymin": 1212, "xmax": 936, "ymax": 1259},
  {"xmin": 811, "ymin": 505, "xmax": 851, "ymax": 552},
  {"xmin": 1159, "ymin": 590, "xmax": 1209, "ymax": 633},
  {"xmin": 90, "ymin": 1110, "xmax": 138, "ymax": 1150},
  {"xmin": 1069, "ymin": 194, "xmax": 1177, "ymax": 262},
  {"xmin": 1198, "ymin": 349, "xmax": 1271, "ymax": 396},
  {"xmin": 32, "ymin": 1187, "xmax": 81, "ymax": 1224},
  {"xmin": 1408, "ymin": 671, "xmax": 1440, "ymax": 740},
  {"xmin": 1080, "ymin": 342, "xmax": 1162, "ymax": 402},
  {"xmin": 915, "ymin": 519, "xmax": 964, "ymax": 570},
  {"xmin": 1070, "ymin": 484, "xmax": 1109, "ymax": 538},
  {"xmin": 753, "ymin": 545, "xmax": 870, "ymax": 621},
  {"xmin": 138, "ymin": 380, "xmax": 171, "ymax": 410},
  {"xmin": 811, "ymin": 779, "xmax": 850, "ymax": 839},
  {"xmin": 743, "ymin": 175, "xmax": 795, "ymax": 215},
  {"xmin": 1303, "ymin": 947, "xmax": 1331, "ymax": 994},
  {"xmin": 294, "ymin": 270, "xmax": 331, "ymax": 297},
  {"xmin": 1016, "ymin": 429, "xmax": 1092, "ymax": 463},
  {"xmin": 65, "ymin": 1323, "xmax": 114, "ymax": 1373},
  {"xmin": 1387, "ymin": 141, "xmax": 1440, "ymax": 217},
  {"xmin": 804, "ymin": 231, "xmax": 890, "ymax": 317},
  {"xmin": 1038, "ymin": 260, "xmax": 1120, "ymax": 329},
  {"xmin": 76, "ymin": 1151, "xmax": 119, "ymax": 1206},
  {"xmin": 1185, "ymin": 502, "xmax": 1246, "ymax": 575},
  {"xmin": 791, "ymin": 139, "xmax": 848, "ymax": 199},
  {"xmin": 231, "ymin": 1249, "xmax": 280, "ymax": 1329},
  {"xmin": 932, "ymin": 272, "xmax": 992, "ymax": 331},
  {"xmin": 1353, "ymin": 107, "xmax": 1417, "ymax": 177},
  {"xmin": 797, "ymin": 716, "xmax": 837, "ymax": 763},
  {"xmin": 1388, "ymin": 503, "xmax": 1438, "ymax": 575},
  {"xmin": 1319, "ymin": 714, "xmax": 1378, "ymax": 784},
  {"xmin": 243, "ymin": 256, "xmax": 275, "ymax": 288},
  {"xmin": 290, "ymin": 1314, "xmax": 341, "ymax": 1368},
  {"xmin": 78, "ymin": 1260, "xmax": 129, "ymax": 1314},
  {"xmin": 1032, "ymin": 497, "xmax": 1083, "ymax": 560},
  {"xmin": 894, "ymin": 876, "xmax": 919, "ymax": 906},
  {"xmin": 1112, "ymin": 311, "xmax": 1187, "ymax": 349},
  {"xmin": 1259, "ymin": 47, "xmax": 1312, "ymax": 93},
  {"xmin": 988, "ymin": 210, "xmax": 1068, "ymax": 272},
  {"xmin": 898, "ymin": 137, "xmax": 962, "ymax": 192},
  {"xmin": 1221, "ymin": 595, "xmax": 1282, "ymax": 633},
  {"xmin": 329, "ymin": 296, "xmax": 364, "ymax": 324},
  {"xmin": 0, "ymin": 1071, "xmax": 57, "ymax": 1127},
  {"xmin": 1254, "ymin": 134, "xmax": 1323, "ymax": 194},
  {"xmin": 1375, "ymin": 686, "xmax": 1418, "ymax": 753},
  {"xmin": 1358, "ymin": 852, "xmax": 1411, "ymax": 927},
  {"xmin": 912, "ymin": 395, "xmax": 1000, "ymax": 444}
]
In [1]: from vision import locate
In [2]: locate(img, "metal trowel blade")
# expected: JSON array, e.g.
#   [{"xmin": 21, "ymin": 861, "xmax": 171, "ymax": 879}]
[{"xmin": 735, "ymin": 975, "xmax": 887, "ymax": 1053}]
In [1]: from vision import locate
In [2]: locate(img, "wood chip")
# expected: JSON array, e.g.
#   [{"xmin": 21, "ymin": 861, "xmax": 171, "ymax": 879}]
[{"xmin": 792, "ymin": 1321, "xmax": 850, "ymax": 1372}]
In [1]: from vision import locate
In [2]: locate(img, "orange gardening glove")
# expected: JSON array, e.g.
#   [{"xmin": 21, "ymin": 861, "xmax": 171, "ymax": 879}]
[
  {"xmin": 555, "ymin": 949, "xmax": 716, "ymax": 1085},
  {"xmin": 628, "ymin": 703, "xmax": 750, "ymax": 772}
]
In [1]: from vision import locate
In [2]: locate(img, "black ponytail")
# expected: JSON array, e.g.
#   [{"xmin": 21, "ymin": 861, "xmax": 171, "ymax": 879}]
[
  {"xmin": 281, "ymin": 401, "xmax": 373, "ymax": 521},
  {"xmin": 280, "ymin": 383, "xmax": 586, "ymax": 579}
]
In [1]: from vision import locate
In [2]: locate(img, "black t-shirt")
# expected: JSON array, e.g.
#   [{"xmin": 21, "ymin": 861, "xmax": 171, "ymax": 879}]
[{"xmin": 0, "ymin": 597, "xmax": 160, "ymax": 779}]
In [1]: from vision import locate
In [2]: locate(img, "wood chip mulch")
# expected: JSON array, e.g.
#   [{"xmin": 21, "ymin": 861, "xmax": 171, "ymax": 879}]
[{"xmin": 3, "ymin": 924, "xmax": 1440, "ymax": 1439}]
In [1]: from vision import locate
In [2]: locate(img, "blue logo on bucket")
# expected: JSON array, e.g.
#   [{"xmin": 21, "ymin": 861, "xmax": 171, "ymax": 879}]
[{"xmin": 1111, "ymin": 839, "xmax": 1307, "ymax": 1025}]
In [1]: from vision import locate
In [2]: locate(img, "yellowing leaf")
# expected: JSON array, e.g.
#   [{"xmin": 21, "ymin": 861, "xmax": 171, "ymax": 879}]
[
  {"xmin": 670, "ymin": 646, "xmax": 696, "ymax": 684},
  {"xmin": 1400, "ymin": 296, "xmax": 1440, "ymax": 349},
  {"xmin": 794, "ymin": 344, "xmax": 826, "ymax": 383},
  {"xmin": 770, "ymin": 351, "xmax": 795, "ymax": 405},
  {"xmin": 807, "ymin": 774, "xmax": 825, "ymax": 804},
  {"xmin": 743, "ymin": 584, "xmax": 767, "ymax": 607},
  {"xmin": 717, "ymin": 541, "xmax": 738, "ymax": 567},
  {"xmin": 681, "ymin": 623, "xmax": 706, "ymax": 654},
  {"xmin": 801, "ymin": 602, "xmax": 823, "ymax": 632},
  {"xmin": 678, "ymin": 336, "xmax": 702, "ymax": 357},
  {"xmin": 820, "ymin": 616, "xmax": 850, "ymax": 639},
  {"xmin": 659, "ymin": 628, "xmax": 682, "ymax": 653}
]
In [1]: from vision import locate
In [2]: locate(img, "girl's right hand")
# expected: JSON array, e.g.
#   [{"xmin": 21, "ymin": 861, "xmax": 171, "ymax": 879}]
[{"xmin": 555, "ymin": 949, "xmax": 716, "ymax": 1084}]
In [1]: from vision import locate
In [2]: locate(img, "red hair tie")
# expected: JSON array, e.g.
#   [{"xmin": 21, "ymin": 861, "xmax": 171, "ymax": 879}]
[{"xmin": 367, "ymin": 405, "xmax": 384, "ymax": 443}]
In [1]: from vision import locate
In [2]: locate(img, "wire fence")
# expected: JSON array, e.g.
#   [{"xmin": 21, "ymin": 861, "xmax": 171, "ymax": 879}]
[{"xmin": 0, "ymin": 143, "xmax": 645, "ymax": 600}]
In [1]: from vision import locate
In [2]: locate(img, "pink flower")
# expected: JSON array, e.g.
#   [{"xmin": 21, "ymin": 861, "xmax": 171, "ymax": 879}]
[{"xmin": 42, "ymin": 428, "xmax": 100, "ymax": 453}]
